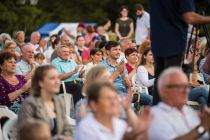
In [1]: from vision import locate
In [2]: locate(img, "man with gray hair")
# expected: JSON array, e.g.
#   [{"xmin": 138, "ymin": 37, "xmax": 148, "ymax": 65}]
[
  {"xmin": 51, "ymin": 45, "xmax": 85, "ymax": 104},
  {"xmin": 118, "ymin": 38, "xmax": 132, "ymax": 63},
  {"xmin": 29, "ymin": 31, "xmax": 40, "ymax": 51},
  {"xmin": 149, "ymin": 67, "xmax": 210, "ymax": 140},
  {"xmin": 60, "ymin": 34, "xmax": 70, "ymax": 45},
  {"xmin": 16, "ymin": 43, "xmax": 36, "ymax": 80}
]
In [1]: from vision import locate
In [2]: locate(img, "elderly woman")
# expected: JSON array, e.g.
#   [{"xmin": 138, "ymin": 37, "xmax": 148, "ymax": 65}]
[
  {"xmin": 74, "ymin": 80, "xmax": 152, "ymax": 140},
  {"xmin": 4, "ymin": 41, "xmax": 21, "ymax": 59},
  {"xmin": 75, "ymin": 66, "xmax": 111, "ymax": 123},
  {"xmin": 18, "ymin": 65, "xmax": 72, "ymax": 139},
  {"xmin": 0, "ymin": 51, "xmax": 30, "ymax": 112}
]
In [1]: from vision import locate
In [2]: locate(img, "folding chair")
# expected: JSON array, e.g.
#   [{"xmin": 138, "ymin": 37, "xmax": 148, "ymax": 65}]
[{"xmin": 2, "ymin": 118, "xmax": 17, "ymax": 140}]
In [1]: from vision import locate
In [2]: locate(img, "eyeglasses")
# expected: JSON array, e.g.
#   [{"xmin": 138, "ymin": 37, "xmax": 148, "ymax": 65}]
[{"xmin": 165, "ymin": 84, "xmax": 190, "ymax": 90}]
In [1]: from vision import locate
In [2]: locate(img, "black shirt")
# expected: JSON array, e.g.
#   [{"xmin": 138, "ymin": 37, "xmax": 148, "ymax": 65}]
[
  {"xmin": 116, "ymin": 18, "xmax": 133, "ymax": 37},
  {"xmin": 149, "ymin": 0, "xmax": 195, "ymax": 57}
]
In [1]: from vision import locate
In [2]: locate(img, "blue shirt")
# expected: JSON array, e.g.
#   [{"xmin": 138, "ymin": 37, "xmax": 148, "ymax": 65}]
[
  {"xmin": 149, "ymin": 0, "xmax": 195, "ymax": 57},
  {"xmin": 16, "ymin": 59, "xmax": 31, "ymax": 75},
  {"xmin": 99, "ymin": 59, "xmax": 128, "ymax": 94},
  {"xmin": 51, "ymin": 57, "xmax": 80, "ymax": 82}
]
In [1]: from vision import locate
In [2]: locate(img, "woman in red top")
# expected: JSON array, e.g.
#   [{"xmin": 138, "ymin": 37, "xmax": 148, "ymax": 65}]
[{"xmin": 125, "ymin": 48, "xmax": 139, "ymax": 81}]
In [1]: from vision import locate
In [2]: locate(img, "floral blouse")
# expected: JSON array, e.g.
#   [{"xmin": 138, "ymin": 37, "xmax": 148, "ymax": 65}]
[{"xmin": 0, "ymin": 75, "xmax": 29, "ymax": 112}]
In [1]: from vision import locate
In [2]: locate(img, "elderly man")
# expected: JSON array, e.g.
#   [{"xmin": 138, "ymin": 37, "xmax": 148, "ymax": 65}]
[
  {"xmin": 51, "ymin": 46, "xmax": 84, "ymax": 104},
  {"xmin": 30, "ymin": 31, "xmax": 41, "ymax": 51},
  {"xmin": 60, "ymin": 35, "xmax": 70, "ymax": 45},
  {"xmin": 16, "ymin": 44, "xmax": 36, "ymax": 80},
  {"xmin": 118, "ymin": 38, "xmax": 132, "ymax": 63},
  {"xmin": 149, "ymin": 67, "xmax": 210, "ymax": 140}
]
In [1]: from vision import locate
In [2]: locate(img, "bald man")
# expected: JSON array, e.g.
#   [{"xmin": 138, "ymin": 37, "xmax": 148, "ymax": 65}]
[
  {"xmin": 16, "ymin": 44, "xmax": 36, "ymax": 80},
  {"xmin": 149, "ymin": 67, "xmax": 210, "ymax": 140}
]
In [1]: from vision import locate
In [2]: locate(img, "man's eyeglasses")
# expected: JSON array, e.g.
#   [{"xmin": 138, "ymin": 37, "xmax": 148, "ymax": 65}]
[{"xmin": 165, "ymin": 84, "xmax": 190, "ymax": 90}]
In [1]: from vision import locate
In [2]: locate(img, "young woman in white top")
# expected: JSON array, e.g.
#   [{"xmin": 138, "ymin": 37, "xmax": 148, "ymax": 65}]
[{"xmin": 136, "ymin": 47, "xmax": 155, "ymax": 94}]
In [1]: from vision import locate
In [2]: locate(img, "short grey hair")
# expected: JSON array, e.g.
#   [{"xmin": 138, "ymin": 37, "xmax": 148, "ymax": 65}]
[
  {"xmin": 16, "ymin": 31, "xmax": 25, "ymax": 37},
  {"xmin": 119, "ymin": 37, "xmax": 130, "ymax": 45},
  {"xmin": 0, "ymin": 33, "xmax": 11, "ymax": 42},
  {"xmin": 157, "ymin": 67, "xmax": 184, "ymax": 90},
  {"xmin": 57, "ymin": 45, "xmax": 68, "ymax": 52},
  {"xmin": 31, "ymin": 31, "xmax": 40, "ymax": 37},
  {"xmin": 22, "ymin": 43, "xmax": 34, "ymax": 51}
]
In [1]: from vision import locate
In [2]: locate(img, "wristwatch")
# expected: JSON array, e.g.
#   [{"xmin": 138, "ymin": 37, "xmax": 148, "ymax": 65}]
[{"xmin": 196, "ymin": 125, "xmax": 206, "ymax": 135}]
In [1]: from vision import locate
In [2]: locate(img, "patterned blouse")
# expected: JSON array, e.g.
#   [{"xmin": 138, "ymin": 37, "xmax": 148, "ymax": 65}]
[{"xmin": 0, "ymin": 75, "xmax": 29, "ymax": 112}]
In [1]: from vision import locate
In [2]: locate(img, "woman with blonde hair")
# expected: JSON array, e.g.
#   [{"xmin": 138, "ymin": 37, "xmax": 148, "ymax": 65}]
[
  {"xmin": 4, "ymin": 41, "xmax": 21, "ymax": 59},
  {"xmin": 75, "ymin": 66, "xmax": 111, "ymax": 123}
]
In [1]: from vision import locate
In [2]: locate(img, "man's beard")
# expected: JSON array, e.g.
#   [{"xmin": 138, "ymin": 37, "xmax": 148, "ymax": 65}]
[{"xmin": 111, "ymin": 55, "xmax": 119, "ymax": 60}]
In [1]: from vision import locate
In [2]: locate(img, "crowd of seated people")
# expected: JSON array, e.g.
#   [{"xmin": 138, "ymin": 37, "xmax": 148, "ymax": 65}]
[{"xmin": 0, "ymin": 3, "xmax": 209, "ymax": 140}]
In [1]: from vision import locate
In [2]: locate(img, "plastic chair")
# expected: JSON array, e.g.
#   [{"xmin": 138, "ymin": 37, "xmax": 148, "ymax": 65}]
[
  {"xmin": 0, "ymin": 108, "xmax": 17, "ymax": 120},
  {"xmin": 59, "ymin": 81, "xmax": 74, "ymax": 117},
  {"xmin": 66, "ymin": 115, "xmax": 76, "ymax": 134},
  {"xmin": 2, "ymin": 118, "xmax": 17, "ymax": 140},
  {"xmin": 66, "ymin": 115, "xmax": 76, "ymax": 126},
  {"xmin": 0, "ymin": 107, "xmax": 17, "ymax": 140}
]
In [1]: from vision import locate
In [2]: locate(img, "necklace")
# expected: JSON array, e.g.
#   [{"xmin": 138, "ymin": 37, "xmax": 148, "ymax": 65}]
[{"xmin": 1, "ymin": 73, "xmax": 19, "ymax": 85}]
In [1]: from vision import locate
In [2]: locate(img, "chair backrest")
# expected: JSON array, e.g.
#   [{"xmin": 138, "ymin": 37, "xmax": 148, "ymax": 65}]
[
  {"xmin": 2, "ymin": 118, "xmax": 17, "ymax": 140},
  {"xmin": 66, "ymin": 115, "xmax": 76, "ymax": 134},
  {"xmin": 60, "ymin": 81, "xmax": 74, "ymax": 117},
  {"xmin": 0, "ymin": 107, "xmax": 17, "ymax": 140},
  {"xmin": 66, "ymin": 115, "xmax": 76, "ymax": 126},
  {"xmin": 0, "ymin": 108, "xmax": 17, "ymax": 120}
]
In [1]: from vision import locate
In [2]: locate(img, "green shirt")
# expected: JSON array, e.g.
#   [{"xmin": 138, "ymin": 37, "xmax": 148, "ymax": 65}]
[{"xmin": 52, "ymin": 57, "xmax": 81, "ymax": 82}]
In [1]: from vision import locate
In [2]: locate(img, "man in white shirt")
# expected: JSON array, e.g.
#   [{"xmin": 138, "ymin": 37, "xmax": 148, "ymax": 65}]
[
  {"xmin": 16, "ymin": 44, "xmax": 36, "ymax": 80},
  {"xmin": 135, "ymin": 4, "xmax": 150, "ymax": 47},
  {"xmin": 149, "ymin": 67, "xmax": 210, "ymax": 140},
  {"xmin": 29, "ymin": 31, "xmax": 40, "ymax": 51},
  {"xmin": 118, "ymin": 38, "xmax": 132, "ymax": 63}
]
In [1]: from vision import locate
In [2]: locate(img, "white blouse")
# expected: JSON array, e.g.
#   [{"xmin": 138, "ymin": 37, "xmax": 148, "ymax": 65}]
[{"xmin": 136, "ymin": 66, "xmax": 155, "ymax": 87}]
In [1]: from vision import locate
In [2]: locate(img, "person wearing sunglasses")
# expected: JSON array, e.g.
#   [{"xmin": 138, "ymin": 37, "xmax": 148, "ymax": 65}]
[{"xmin": 149, "ymin": 67, "xmax": 210, "ymax": 140}]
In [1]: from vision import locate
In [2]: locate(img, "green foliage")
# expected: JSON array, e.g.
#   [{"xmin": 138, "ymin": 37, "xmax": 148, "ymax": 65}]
[{"xmin": 0, "ymin": 0, "xmax": 148, "ymax": 35}]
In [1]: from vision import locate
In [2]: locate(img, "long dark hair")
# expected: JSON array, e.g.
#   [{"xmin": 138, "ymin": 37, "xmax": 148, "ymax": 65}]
[
  {"xmin": 31, "ymin": 65, "xmax": 57, "ymax": 97},
  {"xmin": 140, "ymin": 47, "xmax": 151, "ymax": 65}
]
